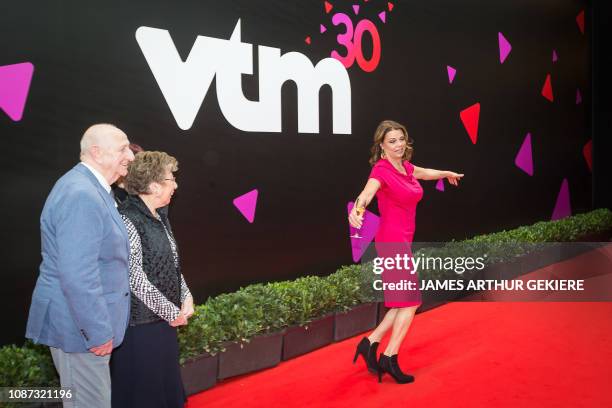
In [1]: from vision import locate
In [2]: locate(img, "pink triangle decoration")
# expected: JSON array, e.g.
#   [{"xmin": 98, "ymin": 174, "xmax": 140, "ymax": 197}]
[
  {"xmin": 514, "ymin": 133, "xmax": 533, "ymax": 176},
  {"xmin": 447, "ymin": 65, "xmax": 456, "ymax": 84},
  {"xmin": 498, "ymin": 32, "xmax": 512, "ymax": 64},
  {"xmin": 378, "ymin": 11, "xmax": 386, "ymax": 23},
  {"xmin": 0, "ymin": 62, "xmax": 35, "ymax": 122},
  {"xmin": 576, "ymin": 88, "xmax": 582, "ymax": 104},
  {"xmin": 320, "ymin": 24, "xmax": 326, "ymax": 34},
  {"xmin": 551, "ymin": 179, "xmax": 571, "ymax": 221},
  {"xmin": 353, "ymin": 4, "xmax": 360, "ymax": 15},
  {"xmin": 435, "ymin": 179, "xmax": 445, "ymax": 192},
  {"xmin": 233, "ymin": 189, "xmax": 258, "ymax": 223},
  {"xmin": 347, "ymin": 201, "xmax": 379, "ymax": 263},
  {"xmin": 552, "ymin": 49, "xmax": 558, "ymax": 62}
]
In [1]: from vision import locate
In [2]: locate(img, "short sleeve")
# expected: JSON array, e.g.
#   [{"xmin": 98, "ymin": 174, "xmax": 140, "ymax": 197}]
[
  {"xmin": 369, "ymin": 163, "xmax": 388, "ymax": 188},
  {"xmin": 405, "ymin": 161, "xmax": 415, "ymax": 176}
]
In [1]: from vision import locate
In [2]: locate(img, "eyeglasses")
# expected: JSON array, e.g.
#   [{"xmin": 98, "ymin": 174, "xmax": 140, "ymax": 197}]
[{"xmin": 163, "ymin": 176, "xmax": 176, "ymax": 182}]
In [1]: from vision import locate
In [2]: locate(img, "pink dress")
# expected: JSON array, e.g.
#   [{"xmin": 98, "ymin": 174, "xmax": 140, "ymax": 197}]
[{"xmin": 369, "ymin": 158, "xmax": 424, "ymax": 307}]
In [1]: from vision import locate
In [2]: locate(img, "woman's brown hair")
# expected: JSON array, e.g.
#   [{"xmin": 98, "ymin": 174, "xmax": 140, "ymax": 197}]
[
  {"xmin": 369, "ymin": 120, "xmax": 413, "ymax": 166},
  {"xmin": 124, "ymin": 151, "xmax": 178, "ymax": 195}
]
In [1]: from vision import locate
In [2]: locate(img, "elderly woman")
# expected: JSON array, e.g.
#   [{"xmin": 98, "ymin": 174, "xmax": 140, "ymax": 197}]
[{"xmin": 111, "ymin": 151, "xmax": 194, "ymax": 408}]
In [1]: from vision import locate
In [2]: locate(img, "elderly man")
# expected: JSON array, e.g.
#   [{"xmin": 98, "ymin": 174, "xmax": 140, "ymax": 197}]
[{"xmin": 26, "ymin": 124, "xmax": 135, "ymax": 408}]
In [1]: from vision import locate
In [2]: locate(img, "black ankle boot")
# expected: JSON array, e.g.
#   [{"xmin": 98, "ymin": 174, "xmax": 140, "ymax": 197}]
[
  {"xmin": 353, "ymin": 337, "xmax": 380, "ymax": 373},
  {"xmin": 377, "ymin": 354, "xmax": 415, "ymax": 384}
]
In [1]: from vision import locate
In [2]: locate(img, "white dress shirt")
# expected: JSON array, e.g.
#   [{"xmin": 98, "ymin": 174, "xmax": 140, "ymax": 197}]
[{"xmin": 80, "ymin": 162, "xmax": 116, "ymax": 206}]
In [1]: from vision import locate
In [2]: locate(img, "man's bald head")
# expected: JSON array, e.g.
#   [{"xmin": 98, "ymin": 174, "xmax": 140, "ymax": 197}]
[
  {"xmin": 80, "ymin": 123, "xmax": 126, "ymax": 157},
  {"xmin": 79, "ymin": 123, "xmax": 134, "ymax": 184}
]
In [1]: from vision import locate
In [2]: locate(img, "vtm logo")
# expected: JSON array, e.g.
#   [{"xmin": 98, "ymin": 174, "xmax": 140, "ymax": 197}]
[{"xmin": 136, "ymin": 20, "xmax": 352, "ymax": 134}]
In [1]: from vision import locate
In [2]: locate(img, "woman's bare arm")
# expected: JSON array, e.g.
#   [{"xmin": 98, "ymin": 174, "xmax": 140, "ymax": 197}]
[
  {"xmin": 348, "ymin": 178, "xmax": 381, "ymax": 228},
  {"xmin": 413, "ymin": 165, "xmax": 464, "ymax": 186}
]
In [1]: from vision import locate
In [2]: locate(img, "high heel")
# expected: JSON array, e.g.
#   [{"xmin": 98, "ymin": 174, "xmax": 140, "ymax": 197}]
[
  {"xmin": 377, "ymin": 354, "xmax": 415, "ymax": 384},
  {"xmin": 353, "ymin": 337, "xmax": 380, "ymax": 373}
]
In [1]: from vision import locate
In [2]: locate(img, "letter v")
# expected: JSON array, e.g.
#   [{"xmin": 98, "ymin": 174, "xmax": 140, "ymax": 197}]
[{"xmin": 136, "ymin": 27, "xmax": 216, "ymax": 130}]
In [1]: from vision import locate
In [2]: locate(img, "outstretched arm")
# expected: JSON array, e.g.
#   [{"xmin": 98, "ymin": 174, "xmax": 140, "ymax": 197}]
[{"xmin": 413, "ymin": 166, "xmax": 464, "ymax": 186}]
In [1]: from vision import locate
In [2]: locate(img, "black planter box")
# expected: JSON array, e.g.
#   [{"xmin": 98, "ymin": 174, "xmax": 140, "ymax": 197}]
[
  {"xmin": 557, "ymin": 240, "xmax": 611, "ymax": 264},
  {"xmin": 180, "ymin": 352, "xmax": 219, "ymax": 396},
  {"xmin": 519, "ymin": 245, "xmax": 561, "ymax": 275},
  {"xmin": 376, "ymin": 302, "xmax": 389, "ymax": 324},
  {"xmin": 333, "ymin": 302, "xmax": 378, "ymax": 341},
  {"xmin": 483, "ymin": 259, "xmax": 523, "ymax": 280},
  {"xmin": 576, "ymin": 229, "xmax": 611, "ymax": 242},
  {"xmin": 217, "ymin": 330, "xmax": 284, "ymax": 380},
  {"xmin": 418, "ymin": 296, "xmax": 447, "ymax": 313},
  {"xmin": 376, "ymin": 294, "xmax": 446, "ymax": 318},
  {"xmin": 282, "ymin": 314, "xmax": 334, "ymax": 360}
]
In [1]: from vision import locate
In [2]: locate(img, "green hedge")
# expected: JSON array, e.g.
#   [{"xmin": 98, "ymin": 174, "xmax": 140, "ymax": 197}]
[
  {"xmin": 179, "ymin": 265, "xmax": 374, "ymax": 361},
  {"xmin": 2, "ymin": 208, "xmax": 610, "ymax": 387},
  {"xmin": 0, "ymin": 341, "xmax": 59, "ymax": 406}
]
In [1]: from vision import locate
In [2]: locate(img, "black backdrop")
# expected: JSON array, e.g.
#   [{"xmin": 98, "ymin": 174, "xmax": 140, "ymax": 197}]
[{"xmin": 1, "ymin": 0, "xmax": 592, "ymax": 345}]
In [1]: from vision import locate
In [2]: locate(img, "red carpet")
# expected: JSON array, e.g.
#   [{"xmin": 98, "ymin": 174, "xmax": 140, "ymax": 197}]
[
  {"xmin": 187, "ymin": 248, "xmax": 612, "ymax": 407},
  {"xmin": 187, "ymin": 301, "xmax": 612, "ymax": 407}
]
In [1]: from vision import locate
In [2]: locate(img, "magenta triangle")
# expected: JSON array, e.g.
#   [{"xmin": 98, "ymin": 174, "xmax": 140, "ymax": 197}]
[
  {"xmin": 378, "ymin": 11, "xmax": 386, "ymax": 23},
  {"xmin": 514, "ymin": 133, "xmax": 533, "ymax": 176},
  {"xmin": 0, "ymin": 62, "xmax": 34, "ymax": 122},
  {"xmin": 233, "ymin": 189, "xmax": 258, "ymax": 223},
  {"xmin": 435, "ymin": 179, "xmax": 445, "ymax": 192},
  {"xmin": 498, "ymin": 32, "xmax": 511, "ymax": 63},
  {"xmin": 347, "ymin": 201, "xmax": 379, "ymax": 263},
  {"xmin": 447, "ymin": 65, "xmax": 456, "ymax": 84},
  {"xmin": 353, "ymin": 4, "xmax": 360, "ymax": 15},
  {"xmin": 551, "ymin": 179, "xmax": 571, "ymax": 221},
  {"xmin": 320, "ymin": 24, "xmax": 326, "ymax": 34}
]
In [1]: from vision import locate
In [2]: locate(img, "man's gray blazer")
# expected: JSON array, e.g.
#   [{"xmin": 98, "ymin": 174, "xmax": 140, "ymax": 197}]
[{"xmin": 26, "ymin": 163, "xmax": 130, "ymax": 352}]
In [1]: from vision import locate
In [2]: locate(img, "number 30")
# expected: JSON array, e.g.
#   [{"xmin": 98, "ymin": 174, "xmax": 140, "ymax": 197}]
[{"xmin": 330, "ymin": 13, "xmax": 381, "ymax": 72}]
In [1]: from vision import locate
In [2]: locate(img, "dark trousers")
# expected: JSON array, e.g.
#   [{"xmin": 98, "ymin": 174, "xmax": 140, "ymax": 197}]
[{"xmin": 110, "ymin": 321, "xmax": 186, "ymax": 408}]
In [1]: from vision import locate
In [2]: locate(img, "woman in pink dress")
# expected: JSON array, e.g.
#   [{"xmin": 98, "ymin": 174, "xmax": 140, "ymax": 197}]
[{"xmin": 349, "ymin": 120, "xmax": 463, "ymax": 383}]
